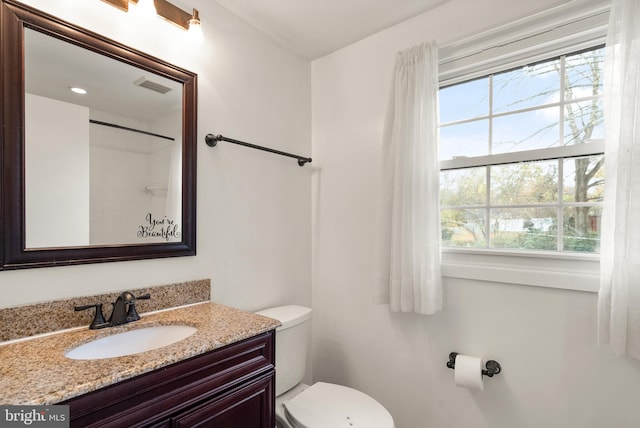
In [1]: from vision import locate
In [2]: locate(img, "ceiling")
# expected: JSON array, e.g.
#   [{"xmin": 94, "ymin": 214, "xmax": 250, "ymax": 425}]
[
  {"xmin": 25, "ymin": 28, "xmax": 182, "ymax": 123},
  {"xmin": 213, "ymin": 0, "xmax": 451, "ymax": 59}
]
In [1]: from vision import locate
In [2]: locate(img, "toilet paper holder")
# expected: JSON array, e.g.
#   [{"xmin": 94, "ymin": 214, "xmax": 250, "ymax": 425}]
[{"xmin": 446, "ymin": 352, "xmax": 502, "ymax": 378}]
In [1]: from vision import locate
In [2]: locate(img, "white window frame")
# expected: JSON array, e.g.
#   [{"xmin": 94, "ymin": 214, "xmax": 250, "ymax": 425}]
[{"xmin": 437, "ymin": 0, "xmax": 610, "ymax": 292}]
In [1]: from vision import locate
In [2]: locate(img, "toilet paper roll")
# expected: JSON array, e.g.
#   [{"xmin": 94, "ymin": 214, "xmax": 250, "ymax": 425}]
[{"xmin": 454, "ymin": 355, "xmax": 484, "ymax": 391}]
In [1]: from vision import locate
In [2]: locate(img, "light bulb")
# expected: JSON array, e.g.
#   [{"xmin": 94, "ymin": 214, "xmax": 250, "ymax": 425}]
[
  {"xmin": 187, "ymin": 9, "xmax": 204, "ymax": 44},
  {"xmin": 131, "ymin": 0, "xmax": 157, "ymax": 17}
]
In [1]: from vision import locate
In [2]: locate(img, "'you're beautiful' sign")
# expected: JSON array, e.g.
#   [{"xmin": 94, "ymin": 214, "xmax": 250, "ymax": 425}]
[{"xmin": 138, "ymin": 213, "xmax": 181, "ymax": 241}]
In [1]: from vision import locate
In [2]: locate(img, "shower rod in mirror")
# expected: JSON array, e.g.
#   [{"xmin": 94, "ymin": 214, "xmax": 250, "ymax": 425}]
[
  {"xmin": 205, "ymin": 133, "xmax": 312, "ymax": 167},
  {"xmin": 90, "ymin": 119, "xmax": 175, "ymax": 141},
  {"xmin": 0, "ymin": 0, "xmax": 197, "ymax": 269}
]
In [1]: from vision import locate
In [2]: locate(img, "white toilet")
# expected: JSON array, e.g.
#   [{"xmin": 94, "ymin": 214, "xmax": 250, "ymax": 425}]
[{"xmin": 256, "ymin": 305, "xmax": 395, "ymax": 428}]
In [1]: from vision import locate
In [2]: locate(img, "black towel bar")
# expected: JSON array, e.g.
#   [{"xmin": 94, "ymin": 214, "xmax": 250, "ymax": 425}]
[{"xmin": 205, "ymin": 133, "xmax": 312, "ymax": 167}]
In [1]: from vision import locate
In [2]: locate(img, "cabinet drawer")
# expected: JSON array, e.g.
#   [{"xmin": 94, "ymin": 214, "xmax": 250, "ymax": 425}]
[{"xmin": 62, "ymin": 331, "xmax": 275, "ymax": 428}]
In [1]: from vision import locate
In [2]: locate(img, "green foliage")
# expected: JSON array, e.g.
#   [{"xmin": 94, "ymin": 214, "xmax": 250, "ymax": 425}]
[
  {"xmin": 491, "ymin": 162, "xmax": 558, "ymax": 205},
  {"xmin": 564, "ymin": 235, "xmax": 599, "ymax": 253}
]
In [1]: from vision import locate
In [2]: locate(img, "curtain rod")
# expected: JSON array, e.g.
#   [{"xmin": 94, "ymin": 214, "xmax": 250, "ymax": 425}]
[
  {"xmin": 205, "ymin": 133, "xmax": 312, "ymax": 167},
  {"xmin": 89, "ymin": 119, "xmax": 175, "ymax": 141}
]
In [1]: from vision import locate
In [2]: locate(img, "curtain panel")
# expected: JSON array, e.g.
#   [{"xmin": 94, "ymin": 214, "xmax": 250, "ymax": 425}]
[
  {"xmin": 598, "ymin": 0, "xmax": 640, "ymax": 359},
  {"xmin": 374, "ymin": 42, "xmax": 443, "ymax": 315}
]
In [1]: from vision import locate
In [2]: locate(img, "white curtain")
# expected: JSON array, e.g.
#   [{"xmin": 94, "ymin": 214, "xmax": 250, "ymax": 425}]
[
  {"xmin": 374, "ymin": 42, "xmax": 442, "ymax": 315},
  {"xmin": 598, "ymin": 0, "xmax": 640, "ymax": 359}
]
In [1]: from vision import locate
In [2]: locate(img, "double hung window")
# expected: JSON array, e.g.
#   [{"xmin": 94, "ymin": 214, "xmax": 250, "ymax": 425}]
[{"xmin": 439, "ymin": 46, "xmax": 605, "ymax": 254}]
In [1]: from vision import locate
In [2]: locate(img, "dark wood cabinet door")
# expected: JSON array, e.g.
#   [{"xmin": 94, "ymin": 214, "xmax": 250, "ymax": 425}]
[{"xmin": 171, "ymin": 374, "xmax": 274, "ymax": 428}]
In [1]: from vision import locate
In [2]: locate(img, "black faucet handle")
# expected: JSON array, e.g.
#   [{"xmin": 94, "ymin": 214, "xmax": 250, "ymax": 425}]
[
  {"xmin": 74, "ymin": 303, "xmax": 109, "ymax": 330},
  {"xmin": 126, "ymin": 293, "xmax": 151, "ymax": 322}
]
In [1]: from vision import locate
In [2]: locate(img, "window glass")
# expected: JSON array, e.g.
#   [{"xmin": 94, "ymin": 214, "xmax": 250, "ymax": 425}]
[
  {"xmin": 440, "ymin": 167, "xmax": 486, "ymax": 206},
  {"xmin": 565, "ymin": 49, "xmax": 605, "ymax": 97},
  {"xmin": 564, "ymin": 100, "xmax": 604, "ymax": 145},
  {"xmin": 441, "ymin": 209, "xmax": 486, "ymax": 248},
  {"xmin": 439, "ymin": 120, "xmax": 489, "ymax": 160},
  {"xmin": 490, "ymin": 161, "xmax": 558, "ymax": 205},
  {"xmin": 562, "ymin": 156, "xmax": 605, "ymax": 203},
  {"xmin": 439, "ymin": 77, "xmax": 489, "ymax": 123},
  {"xmin": 438, "ymin": 46, "xmax": 605, "ymax": 254},
  {"xmin": 563, "ymin": 206, "xmax": 602, "ymax": 253},
  {"xmin": 492, "ymin": 107, "xmax": 560, "ymax": 153},
  {"xmin": 490, "ymin": 207, "xmax": 558, "ymax": 251},
  {"xmin": 492, "ymin": 61, "xmax": 560, "ymax": 113}
]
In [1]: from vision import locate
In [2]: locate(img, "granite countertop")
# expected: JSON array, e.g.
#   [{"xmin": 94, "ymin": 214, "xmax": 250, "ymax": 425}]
[{"xmin": 0, "ymin": 302, "xmax": 280, "ymax": 405}]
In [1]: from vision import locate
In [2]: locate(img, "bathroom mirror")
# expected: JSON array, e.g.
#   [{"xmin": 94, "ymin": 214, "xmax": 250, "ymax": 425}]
[{"xmin": 0, "ymin": 0, "xmax": 197, "ymax": 269}]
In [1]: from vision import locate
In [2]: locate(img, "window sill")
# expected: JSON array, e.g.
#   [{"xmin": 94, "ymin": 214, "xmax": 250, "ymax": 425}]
[{"xmin": 441, "ymin": 248, "xmax": 600, "ymax": 293}]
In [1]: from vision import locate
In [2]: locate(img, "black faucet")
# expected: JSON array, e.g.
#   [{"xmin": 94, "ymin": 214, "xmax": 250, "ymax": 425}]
[
  {"xmin": 75, "ymin": 292, "xmax": 151, "ymax": 329},
  {"xmin": 108, "ymin": 291, "xmax": 135, "ymax": 326}
]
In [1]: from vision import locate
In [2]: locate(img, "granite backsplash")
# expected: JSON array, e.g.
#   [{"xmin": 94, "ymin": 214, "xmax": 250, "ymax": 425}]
[{"xmin": 0, "ymin": 279, "xmax": 210, "ymax": 341}]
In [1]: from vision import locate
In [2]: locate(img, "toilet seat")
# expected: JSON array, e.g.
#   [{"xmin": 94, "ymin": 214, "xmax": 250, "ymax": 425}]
[{"xmin": 283, "ymin": 382, "xmax": 394, "ymax": 428}]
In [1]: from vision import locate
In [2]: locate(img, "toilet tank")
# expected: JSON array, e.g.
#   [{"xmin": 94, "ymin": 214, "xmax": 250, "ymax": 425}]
[{"xmin": 256, "ymin": 305, "xmax": 312, "ymax": 396}]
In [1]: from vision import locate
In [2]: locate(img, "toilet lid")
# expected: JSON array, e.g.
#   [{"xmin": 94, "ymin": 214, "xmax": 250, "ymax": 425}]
[{"xmin": 284, "ymin": 382, "xmax": 394, "ymax": 428}]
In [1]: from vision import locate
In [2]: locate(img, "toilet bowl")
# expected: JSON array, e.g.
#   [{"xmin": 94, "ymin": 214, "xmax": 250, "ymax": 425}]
[
  {"xmin": 275, "ymin": 383, "xmax": 308, "ymax": 428},
  {"xmin": 256, "ymin": 305, "xmax": 394, "ymax": 428}
]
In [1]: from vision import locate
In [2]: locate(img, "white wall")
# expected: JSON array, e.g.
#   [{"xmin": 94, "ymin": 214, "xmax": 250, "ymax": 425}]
[
  {"xmin": 25, "ymin": 93, "xmax": 90, "ymax": 248},
  {"xmin": 311, "ymin": 0, "xmax": 640, "ymax": 427},
  {"xmin": 3, "ymin": 0, "xmax": 311, "ymax": 313}
]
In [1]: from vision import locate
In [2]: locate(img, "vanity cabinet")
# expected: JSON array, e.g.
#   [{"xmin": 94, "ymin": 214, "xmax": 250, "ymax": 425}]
[{"xmin": 60, "ymin": 331, "xmax": 275, "ymax": 428}]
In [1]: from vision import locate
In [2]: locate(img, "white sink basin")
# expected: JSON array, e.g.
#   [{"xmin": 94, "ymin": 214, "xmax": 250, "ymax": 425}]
[{"xmin": 65, "ymin": 325, "xmax": 197, "ymax": 360}]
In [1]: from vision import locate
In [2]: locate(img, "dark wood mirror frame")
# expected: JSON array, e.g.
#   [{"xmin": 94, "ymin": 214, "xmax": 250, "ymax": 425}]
[{"xmin": 0, "ymin": 0, "xmax": 197, "ymax": 269}]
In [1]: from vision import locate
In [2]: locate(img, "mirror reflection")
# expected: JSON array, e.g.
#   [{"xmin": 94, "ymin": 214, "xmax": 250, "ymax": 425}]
[{"xmin": 24, "ymin": 28, "xmax": 183, "ymax": 248}]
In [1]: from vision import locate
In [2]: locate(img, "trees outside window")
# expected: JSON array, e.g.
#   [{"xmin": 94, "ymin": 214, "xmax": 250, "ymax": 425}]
[{"xmin": 439, "ymin": 46, "xmax": 605, "ymax": 253}]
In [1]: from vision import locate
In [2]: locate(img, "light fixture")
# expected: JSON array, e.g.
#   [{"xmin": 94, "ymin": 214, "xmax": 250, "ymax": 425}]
[
  {"xmin": 132, "ymin": 0, "xmax": 157, "ymax": 16},
  {"xmin": 187, "ymin": 9, "xmax": 204, "ymax": 44},
  {"xmin": 69, "ymin": 87, "xmax": 88, "ymax": 95},
  {"xmin": 100, "ymin": 0, "xmax": 129, "ymax": 12},
  {"xmin": 100, "ymin": 0, "xmax": 203, "ymax": 42}
]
